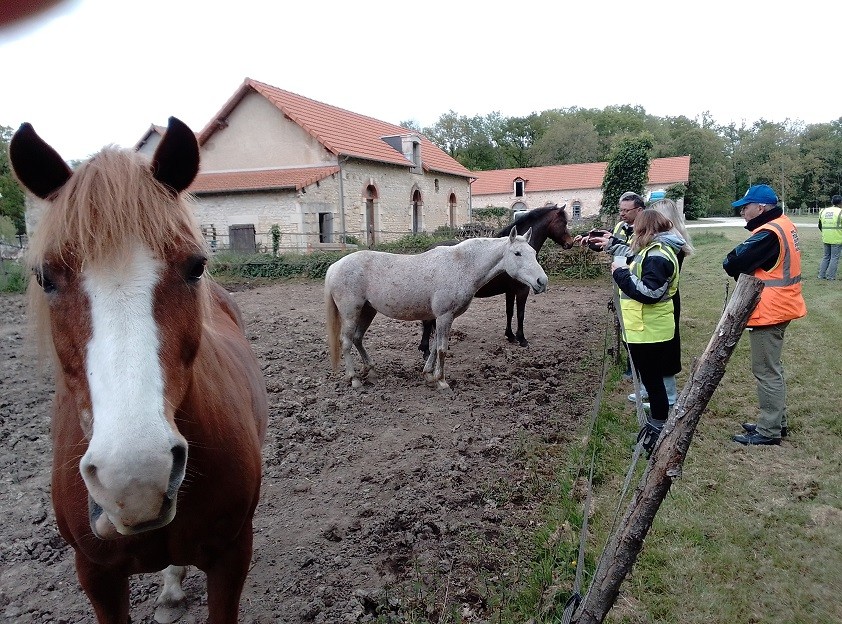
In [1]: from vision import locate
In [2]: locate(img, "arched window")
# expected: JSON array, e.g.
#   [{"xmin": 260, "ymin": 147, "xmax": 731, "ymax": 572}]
[
  {"xmin": 364, "ymin": 184, "xmax": 378, "ymax": 246},
  {"xmin": 412, "ymin": 189, "xmax": 423, "ymax": 234}
]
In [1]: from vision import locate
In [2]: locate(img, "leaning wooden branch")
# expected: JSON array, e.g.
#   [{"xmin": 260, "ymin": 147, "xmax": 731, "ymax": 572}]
[{"xmin": 575, "ymin": 274, "xmax": 764, "ymax": 624}]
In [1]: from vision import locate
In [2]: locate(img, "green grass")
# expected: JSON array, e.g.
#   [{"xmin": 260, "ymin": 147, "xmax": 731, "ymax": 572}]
[
  {"xmin": 505, "ymin": 223, "xmax": 842, "ymax": 623},
  {"xmin": 0, "ymin": 258, "xmax": 27, "ymax": 293}
]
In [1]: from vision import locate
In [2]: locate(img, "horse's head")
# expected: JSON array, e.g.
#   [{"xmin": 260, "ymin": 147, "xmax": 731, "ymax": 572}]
[
  {"xmin": 548, "ymin": 204, "xmax": 575, "ymax": 249},
  {"xmin": 11, "ymin": 117, "xmax": 204, "ymax": 539},
  {"xmin": 505, "ymin": 227, "xmax": 548, "ymax": 294}
]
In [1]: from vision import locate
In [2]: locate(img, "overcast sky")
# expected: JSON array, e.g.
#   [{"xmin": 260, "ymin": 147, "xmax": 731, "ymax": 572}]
[{"xmin": 2, "ymin": 0, "xmax": 839, "ymax": 163}]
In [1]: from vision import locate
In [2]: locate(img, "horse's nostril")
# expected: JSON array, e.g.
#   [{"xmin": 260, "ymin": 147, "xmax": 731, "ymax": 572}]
[
  {"xmin": 84, "ymin": 463, "xmax": 97, "ymax": 479},
  {"xmin": 168, "ymin": 443, "xmax": 188, "ymax": 495}
]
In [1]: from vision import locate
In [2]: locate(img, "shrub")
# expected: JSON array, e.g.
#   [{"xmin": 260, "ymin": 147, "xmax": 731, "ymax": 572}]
[
  {"xmin": 208, "ymin": 233, "xmax": 607, "ymax": 284},
  {"xmin": 0, "ymin": 259, "xmax": 28, "ymax": 293}
]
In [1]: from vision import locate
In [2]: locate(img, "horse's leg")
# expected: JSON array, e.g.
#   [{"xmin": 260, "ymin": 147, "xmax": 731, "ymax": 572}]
[
  {"xmin": 75, "ymin": 556, "xmax": 131, "ymax": 623},
  {"xmin": 432, "ymin": 314, "xmax": 454, "ymax": 391},
  {"xmin": 505, "ymin": 291, "xmax": 517, "ymax": 343},
  {"xmin": 515, "ymin": 285, "xmax": 529, "ymax": 347},
  {"xmin": 419, "ymin": 320, "xmax": 435, "ymax": 362},
  {"xmin": 353, "ymin": 304, "xmax": 377, "ymax": 380},
  {"xmin": 205, "ymin": 530, "xmax": 253, "ymax": 624},
  {"xmin": 421, "ymin": 321, "xmax": 438, "ymax": 381},
  {"xmin": 154, "ymin": 565, "xmax": 188, "ymax": 624},
  {"xmin": 338, "ymin": 309, "xmax": 361, "ymax": 388}
]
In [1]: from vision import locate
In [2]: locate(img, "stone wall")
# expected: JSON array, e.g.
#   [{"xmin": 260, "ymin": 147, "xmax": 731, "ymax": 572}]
[{"xmin": 192, "ymin": 158, "xmax": 472, "ymax": 252}]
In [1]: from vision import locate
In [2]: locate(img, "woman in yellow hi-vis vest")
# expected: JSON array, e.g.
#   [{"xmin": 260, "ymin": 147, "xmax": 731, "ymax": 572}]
[{"xmin": 609, "ymin": 210, "xmax": 684, "ymax": 456}]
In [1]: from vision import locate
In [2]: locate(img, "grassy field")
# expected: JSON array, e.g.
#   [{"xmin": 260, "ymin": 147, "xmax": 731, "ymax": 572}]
[{"xmin": 520, "ymin": 219, "xmax": 841, "ymax": 624}]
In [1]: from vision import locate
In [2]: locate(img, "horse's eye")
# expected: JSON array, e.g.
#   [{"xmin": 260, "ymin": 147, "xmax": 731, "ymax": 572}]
[
  {"xmin": 186, "ymin": 256, "xmax": 207, "ymax": 282},
  {"xmin": 514, "ymin": 251, "xmax": 522, "ymax": 257},
  {"xmin": 35, "ymin": 268, "xmax": 57, "ymax": 294}
]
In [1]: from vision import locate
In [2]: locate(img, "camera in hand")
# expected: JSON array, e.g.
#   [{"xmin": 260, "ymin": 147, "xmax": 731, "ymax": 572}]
[{"xmin": 586, "ymin": 229, "xmax": 609, "ymax": 252}]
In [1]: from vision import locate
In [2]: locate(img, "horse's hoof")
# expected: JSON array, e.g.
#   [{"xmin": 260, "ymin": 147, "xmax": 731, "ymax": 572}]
[
  {"xmin": 518, "ymin": 340, "xmax": 529, "ymax": 348},
  {"xmin": 424, "ymin": 373, "xmax": 435, "ymax": 383},
  {"xmin": 507, "ymin": 335, "xmax": 517, "ymax": 343},
  {"xmin": 437, "ymin": 381, "xmax": 452, "ymax": 391},
  {"xmin": 351, "ymin": 378, "xmax": 363, "ymax": 389},
  {"xmin": 154, "ymin": 602, "xmax": 187, "ymax": 624}
]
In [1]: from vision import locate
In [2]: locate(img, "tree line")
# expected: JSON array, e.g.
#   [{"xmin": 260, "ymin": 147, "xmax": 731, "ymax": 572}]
[
  {"xmin": 4, "ymin": 107, "xmax": 841, "ymax": 236},
  {"xmin": 402, "ymin": 106, "xmax": 842, "ymax": 219}
]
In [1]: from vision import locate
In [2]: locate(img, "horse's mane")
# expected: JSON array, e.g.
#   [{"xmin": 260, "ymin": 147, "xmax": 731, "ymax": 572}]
[
  {"xmin": 496, "ymin": 204, "xmax": 563, "ymax": 237},
  {"xmin": 26, "ymin": 147, "xmax": 206, "ymax": 267},
  {"xmin": 25, "ymin": 146, "xmax": 209, "ymax": 363}
]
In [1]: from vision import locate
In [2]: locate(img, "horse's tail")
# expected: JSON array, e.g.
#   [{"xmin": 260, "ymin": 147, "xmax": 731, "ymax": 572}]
[{"xmin": 325, "ymin": 278, "xmax": 341, "ymax": 371}]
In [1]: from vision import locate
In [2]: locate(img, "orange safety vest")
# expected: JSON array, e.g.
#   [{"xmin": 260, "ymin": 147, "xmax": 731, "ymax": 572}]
[{"xmin": 748, "ymin": 215, "xmax": 807, "ymax": 327}]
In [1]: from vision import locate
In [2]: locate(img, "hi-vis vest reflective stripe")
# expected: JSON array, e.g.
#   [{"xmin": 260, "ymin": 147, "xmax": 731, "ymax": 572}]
[
  {"xmin": 820, "ymin": 206, "xmax": 842, "ymax": 244},
  {"xmin": 749, "ymin": 216, "xmax": 807, "ymax": 327},
  {"xmin": 619, "ymin": 241, "xmax": 679, "ymax": 344}
]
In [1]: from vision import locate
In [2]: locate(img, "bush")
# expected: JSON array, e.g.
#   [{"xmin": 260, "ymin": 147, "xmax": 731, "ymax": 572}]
[
  {"xmin": 208, "ymin": 233, "xmax": 608, "ymax": 284},
  {"xmin": 209, "ymin": 251, "xmax": 346, "ymax": 282},
  {"xmin": 0, "ymin": 259, "xmax": 28, "ymax": 293}
]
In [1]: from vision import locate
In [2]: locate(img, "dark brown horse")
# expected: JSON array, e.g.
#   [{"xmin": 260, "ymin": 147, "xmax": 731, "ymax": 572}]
[
  {"xmin": 10, "ymin": 117, "xmax": 269, "ymax": 623},
  {"xmin": 419, "ymin": 204, "xmax": 574, "ymax": 359}
]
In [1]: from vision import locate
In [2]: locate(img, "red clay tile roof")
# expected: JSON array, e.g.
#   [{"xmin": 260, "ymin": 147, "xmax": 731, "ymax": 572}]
[
  {"xmin": 197, "ymin": 78, "xmax": 473, "ymax": 179},
  {"xmin": 189, "ymin": 166, "xmax": 340, "ymax": 194},
  {"xmin": 470, "ymin": 155, "xmax": 691, "ymax": 196}
]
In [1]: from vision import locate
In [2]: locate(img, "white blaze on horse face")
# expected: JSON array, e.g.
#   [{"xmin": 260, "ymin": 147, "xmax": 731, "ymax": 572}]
[{"xmin": 78, "ymin": 244, "xmax": 186, "ymax": 534}]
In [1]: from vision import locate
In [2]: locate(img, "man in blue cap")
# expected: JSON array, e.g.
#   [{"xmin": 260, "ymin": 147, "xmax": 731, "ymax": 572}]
[{"xmin": 722, "ymin": 184, "xmax": 807, "ymax": 445}]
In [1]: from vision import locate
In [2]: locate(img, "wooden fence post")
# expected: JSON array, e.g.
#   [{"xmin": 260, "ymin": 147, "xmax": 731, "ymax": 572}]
[{"xmin": 574, "ymin": 274, "xmax": 764, "ymax": 624}]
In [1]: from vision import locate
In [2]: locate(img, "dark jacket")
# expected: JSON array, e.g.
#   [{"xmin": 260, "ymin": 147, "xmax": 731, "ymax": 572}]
[{"xmin": 722, "ymin": 207, "xmax": 783, "ymax": 279}]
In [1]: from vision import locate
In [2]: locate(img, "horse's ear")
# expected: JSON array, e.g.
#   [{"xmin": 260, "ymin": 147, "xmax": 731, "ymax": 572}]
[
  {"xmin": 524, "ymin": 227, "xmax": 533, "ymax": 243},
  {"xmin": 9, "ymin": 123, "xmax": 73, "ymax": 200},
  {"xmin": 509, "ymin": 227, "xmax": 518, "ymax": 243},
  {"xmin": 151, "ymin": 116, "xmax": 199, "ymax": 194}
]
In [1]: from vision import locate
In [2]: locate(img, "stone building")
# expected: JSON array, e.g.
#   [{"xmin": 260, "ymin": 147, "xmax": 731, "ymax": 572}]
[
  {"xmin": 186, "ymin": 78, "xmax": 474, "ymax": 252},
  {"xmin": 470, "ymin": 156, "xmax": 691, "ymax": 221}
]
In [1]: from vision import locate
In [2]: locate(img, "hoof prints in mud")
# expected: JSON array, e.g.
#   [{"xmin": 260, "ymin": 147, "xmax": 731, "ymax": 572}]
[{"xmin": 0, "ymin": 281, "xmax": 606, "ymax": 623}]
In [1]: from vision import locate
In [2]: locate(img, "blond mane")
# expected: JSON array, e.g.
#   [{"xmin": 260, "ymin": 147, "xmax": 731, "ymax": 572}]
[{"xmin": 25, "ymin": 146, "xmax": 209, "ymax": 361}]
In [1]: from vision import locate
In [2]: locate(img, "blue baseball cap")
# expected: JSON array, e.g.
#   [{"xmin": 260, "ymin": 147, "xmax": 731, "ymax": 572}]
[{"xmin": 732, "ymin": 184, "xmax": 778, "ymax": 208}]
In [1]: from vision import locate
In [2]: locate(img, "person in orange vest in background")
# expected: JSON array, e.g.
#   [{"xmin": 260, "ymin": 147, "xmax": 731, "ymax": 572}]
[
  {"xmin": 817, "ymin": 194, "xmax": 842, "ymax": 280},
  {"xmin": 723, "ymin": 184, "xmax": 807, "ymax": 445}
]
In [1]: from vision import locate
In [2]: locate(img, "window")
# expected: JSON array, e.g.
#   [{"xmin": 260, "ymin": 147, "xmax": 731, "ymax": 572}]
[
  {"xmin": 412, "ymin": 189, "xmax": 422, "ymax": 233},
  {"xmin": 572, "ymin": 201, "xmax": 582, "ymax": 219},
  {"xmin": 514, "ymin": 178, "xmax": 525, "ymax": 197}
]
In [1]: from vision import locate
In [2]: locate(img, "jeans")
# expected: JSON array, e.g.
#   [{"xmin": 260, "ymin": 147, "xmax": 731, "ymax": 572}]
[
  {"xmin": 818, "ymin": 242, "xmax": 841, "ymax": 280},
  {"xmin": 663, "ymin": 375, "xmax": 677, "ymax": 405},
  {"xmin": 748, "ymin": 322, "xmax": 790, "ymax": 438}
]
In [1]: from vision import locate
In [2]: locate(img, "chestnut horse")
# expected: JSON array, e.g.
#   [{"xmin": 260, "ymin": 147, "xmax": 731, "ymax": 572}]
[
  {"xmin": 325, "ymin": 228, "xmax": 548, "ymax": 390},
  {"xmin": 418, "ymin": 204, "xmax": 574, "ymax": 359},
  {"xmin": 10, "ymin": 117, "xmax": 269, "ymax": 623}
]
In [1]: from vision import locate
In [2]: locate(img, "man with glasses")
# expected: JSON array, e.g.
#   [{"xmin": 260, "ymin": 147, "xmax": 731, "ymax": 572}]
[
  {"xmin": 614, "ymin": 191, "xmax": 645, "ymax": 245},
  {"xmin": 723, "ymin": 184, "xmax": 807, "ymax": 446}
]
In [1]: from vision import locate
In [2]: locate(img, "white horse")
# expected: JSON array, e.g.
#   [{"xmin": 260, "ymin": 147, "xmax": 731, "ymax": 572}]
[{"xmin": 325, "ymin": 228, "xmax": 548, "ymax": 390}]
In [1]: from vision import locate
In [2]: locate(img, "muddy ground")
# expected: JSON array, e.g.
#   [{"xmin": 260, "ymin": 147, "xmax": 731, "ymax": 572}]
[{"xmin": 0, "ymin": 279, "xmax": 608, "ymax": 623}]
